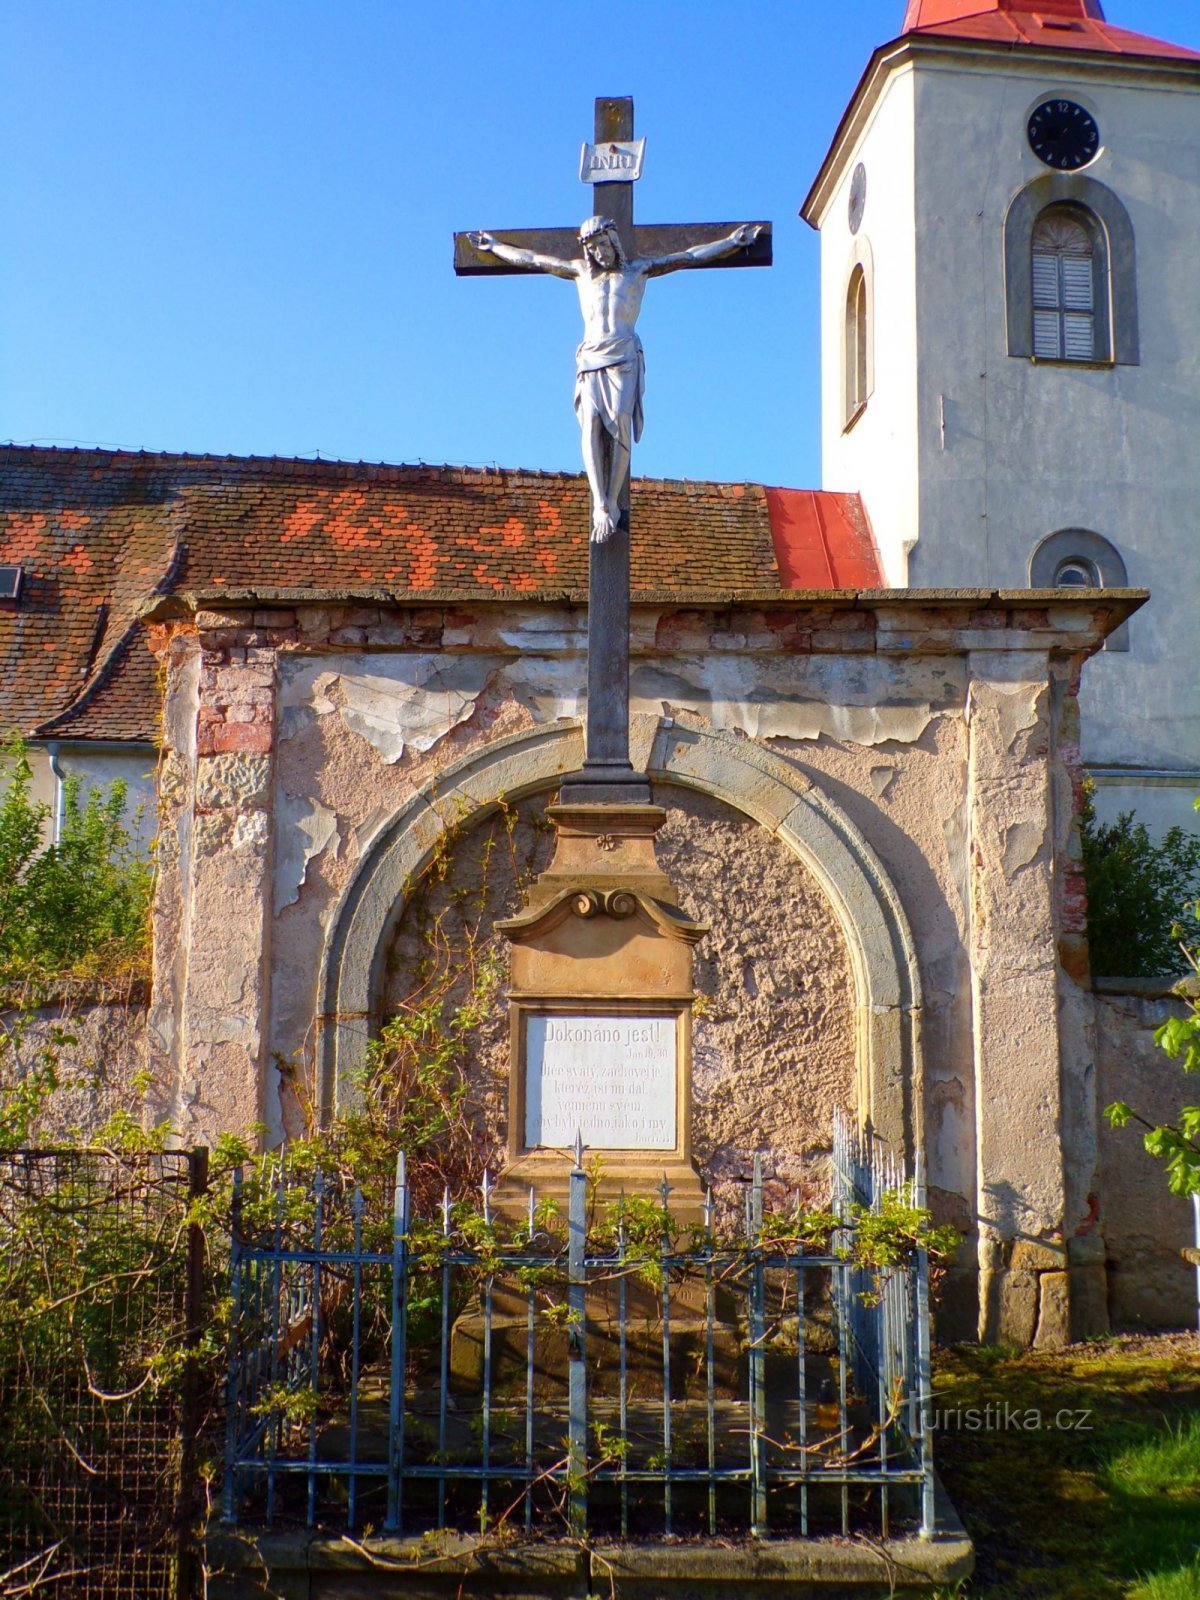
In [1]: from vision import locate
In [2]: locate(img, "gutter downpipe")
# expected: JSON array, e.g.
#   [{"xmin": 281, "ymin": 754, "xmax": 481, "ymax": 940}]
[{"xmin": 47, "ymin": 741, "xmax": 66, "ymax": 845}]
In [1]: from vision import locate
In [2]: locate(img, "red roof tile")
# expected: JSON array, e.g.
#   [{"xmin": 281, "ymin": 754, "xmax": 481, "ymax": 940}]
[
  {"xmin": 901, "ymin": 0, "xmax": 1200, "ymax": 60},
  {"xmin": 0, "ymin": 447, "xmax": 881, "ymax": 742}
]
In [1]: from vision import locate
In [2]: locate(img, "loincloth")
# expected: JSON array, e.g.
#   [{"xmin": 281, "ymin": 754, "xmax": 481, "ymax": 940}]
[{"xmin": 574, "ymin": 333, "xmax": 645, "ymax": 442}]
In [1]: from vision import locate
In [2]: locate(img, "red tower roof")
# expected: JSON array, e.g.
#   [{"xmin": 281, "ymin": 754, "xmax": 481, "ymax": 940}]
[{"xmin": 901, "ymin": 0, "xmax": 1200, "ymax": 60}]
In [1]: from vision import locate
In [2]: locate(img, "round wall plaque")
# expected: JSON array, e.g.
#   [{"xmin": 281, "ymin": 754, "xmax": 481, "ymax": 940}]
[{"xmin": 848, "ymin": 163, "xmax": 866, "ymax": 234}]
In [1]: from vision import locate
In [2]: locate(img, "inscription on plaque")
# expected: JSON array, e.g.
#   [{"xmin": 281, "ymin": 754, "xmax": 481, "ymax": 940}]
[{"xmin": 525, "ymin": 1014, "xmax": 676, "ymax": 1150}]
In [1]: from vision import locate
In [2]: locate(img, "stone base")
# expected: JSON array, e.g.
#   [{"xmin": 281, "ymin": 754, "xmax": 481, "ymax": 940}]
[
  {"xmin": 979, "ymin": 1237, "xmax": 1111, "ymax": 1347},
  {"xmin": 492, "ymin": 1152, "xmax": 708, "ymax": 1226},
  {"xmin": 208, "ymin": 1491, "xmax": 974, "ymax": 1597},
  {"xmin": 449, "ymin": 1271, "xmax": 747, "ymax": 1396}
]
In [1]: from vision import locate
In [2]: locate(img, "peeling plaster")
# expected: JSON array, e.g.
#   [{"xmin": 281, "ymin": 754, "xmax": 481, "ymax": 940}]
[
  {"xmin": 279, "ymin": 653, "xmax": 961, "ymax": 766},
  {"xmin": 275, "ymin": 792, "xmax": 340, "ymax": 913},
  {"xmin": 501, "ymin": 657, "xmax": 583, "ymax": 722},
  {"xmin": 631, "ymin": 656, "xmax": 947, "ymax": 746},
  {"xmin": 1002, "ymin": 817, "xmax": 1048, "ymax": 878},
  {"xmin": 279, "ymin": 656, "xmax": 495, "ymax": 762},
  {"xmin": 941, "ymin": 793, "xmax": 971, "ymax": 923},
  {"xmin": 967, "ymin": 659, "xmax": 1045, "ymax": 757},
  {"xmin": 870, "ymin": 765, "xmax": 898, "ymax": 800}
]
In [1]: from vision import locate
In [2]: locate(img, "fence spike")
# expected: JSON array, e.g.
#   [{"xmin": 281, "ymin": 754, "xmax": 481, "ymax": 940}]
[
  {"xmin": 442, "ymin": 1184, "xmax": 452, "ymax": 1236},
  {"xmin": 573, "ymin": 1128, "xmax": 585, "ymax": 1171}
]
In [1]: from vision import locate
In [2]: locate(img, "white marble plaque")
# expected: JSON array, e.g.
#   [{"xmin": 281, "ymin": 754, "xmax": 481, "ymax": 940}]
[{"xmin": 525, "ymin": 1014, "xmax": 676, "ymax": 1150}]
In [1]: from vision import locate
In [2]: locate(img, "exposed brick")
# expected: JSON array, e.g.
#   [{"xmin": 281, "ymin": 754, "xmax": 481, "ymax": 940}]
[{"xmin": 210, "ymin": 721, "xmax": 273, "ymax": 754}]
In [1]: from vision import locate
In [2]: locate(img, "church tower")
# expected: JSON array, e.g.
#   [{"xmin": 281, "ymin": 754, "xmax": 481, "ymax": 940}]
[{"xmin": 803, "ymin": 0, "xmax": 1200, "ymax": 833}]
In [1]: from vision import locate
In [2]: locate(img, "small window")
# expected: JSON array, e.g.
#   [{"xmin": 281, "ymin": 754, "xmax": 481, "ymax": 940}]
[
  {"xmin": 1030, "ymin": 528, "xmax": 1129, "ymax": 651},
  {"xmin": 1053, "ymin": 557, "xmax": 1097, "ymax": 587},
  {"xmin": 1032, "ymin": 210, "xmax": 1095, "ymax": 361},
  {"xmin": 844, "ymin": 262, "xmax": 871, "ymax": 425}
]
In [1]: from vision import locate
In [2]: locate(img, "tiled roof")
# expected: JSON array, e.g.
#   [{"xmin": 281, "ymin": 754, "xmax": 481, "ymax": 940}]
[
  {"xmin": 901, "ymin": 0, "xmax": 1200, "ymax": 60},
  {"xmin": 0, "ymin": 447, "xmax": 881, "ymax": 742}
]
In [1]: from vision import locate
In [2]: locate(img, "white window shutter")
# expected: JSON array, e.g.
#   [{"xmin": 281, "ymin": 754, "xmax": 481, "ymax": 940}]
[
  {"xmin": 1032, "ymin": 253, "xmax": 1060, "ymax": 308},
  {"xmin": 1064, "ymin": 313, "xmax": 1095, "ymax": 361},
  {"xmin": 1061, "ymin": 255, "xmax": 1094, "ymax": 311},
  {"xmin": 1033, "ymin": 310, "xmax": 1062, "ymax": 359}
]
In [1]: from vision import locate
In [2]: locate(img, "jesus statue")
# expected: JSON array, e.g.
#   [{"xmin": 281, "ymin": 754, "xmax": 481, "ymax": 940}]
[{"xmin": 468, "ymin": 216, "xmax": 764, "ymax": 543}]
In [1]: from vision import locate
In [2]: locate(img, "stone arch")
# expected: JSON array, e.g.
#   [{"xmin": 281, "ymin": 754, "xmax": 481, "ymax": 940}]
[{"xmin": 317, "ymin": 718, "xmax": 923, "ymax": 1152}]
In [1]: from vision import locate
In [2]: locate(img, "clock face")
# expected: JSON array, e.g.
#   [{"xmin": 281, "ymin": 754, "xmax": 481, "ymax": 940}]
[
  {"xmin": 849, "ymin": 163, "xmax": 866, "ymax": 234},
  {"xmin": 1027, "ymin": 99, "xmax": 1100, "ymax": 170}
]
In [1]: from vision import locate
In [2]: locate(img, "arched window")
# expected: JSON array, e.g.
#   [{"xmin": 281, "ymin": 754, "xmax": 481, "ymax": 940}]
[
  {"xmin": 1029, "ymin": 528, "xmax": 1130, "ymax": 650},
  {"xmin": 1004, "ymin": 174, "xmax": 1138, "ymax": 366},
  {"xmin": 1032, "ymin": 208, "xmax": 1096, "ymax": 361},
  {"xmin": 843, "ymin": 256, "xmax": 872, "ymax": 426}
]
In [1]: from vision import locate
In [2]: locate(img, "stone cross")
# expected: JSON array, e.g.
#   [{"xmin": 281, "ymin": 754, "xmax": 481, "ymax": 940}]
[{"xmin": 455, "ymin": 97, "xmax": 771, "ymax": 805}]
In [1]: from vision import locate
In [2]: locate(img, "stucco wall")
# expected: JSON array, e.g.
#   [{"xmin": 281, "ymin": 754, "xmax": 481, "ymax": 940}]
[
  {"xmin": 4, "ymin": 998, "xmax": 151, "ymax": 1143},
  {"xmin": 819, "ymin": 61, "xmax": 919, "ymax": 586}
]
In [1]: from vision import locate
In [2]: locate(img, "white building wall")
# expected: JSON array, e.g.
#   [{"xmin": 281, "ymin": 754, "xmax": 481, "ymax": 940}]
[
  {"xmin": 54, "ymin": 744, "xmax": 158, "ymax": 855},
  {"xmin": 819, "ymin": 66, "xmax": 919, "ymax": 587}
]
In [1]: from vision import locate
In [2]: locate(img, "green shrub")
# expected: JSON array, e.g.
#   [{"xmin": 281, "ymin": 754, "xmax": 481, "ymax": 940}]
[
  {"xmin": 0, "ymin": 737, "xmax": 152, "ymax": 989},
  {"xmin": 1081, "ymin": 787, "xmax": 1200, "ymax": 977}
]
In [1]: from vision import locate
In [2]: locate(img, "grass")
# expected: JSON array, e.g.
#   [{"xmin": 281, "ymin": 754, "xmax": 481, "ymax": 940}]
[{"xmin": 926, "ymin": 1334, "xmax": 1200, "ymax": 1599}]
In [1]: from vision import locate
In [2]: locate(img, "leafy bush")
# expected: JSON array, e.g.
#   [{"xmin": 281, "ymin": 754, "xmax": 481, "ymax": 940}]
[
  {"xmin": 1081, "ymin": 786, "xmax": 1200, "ymax": 977},
  {"xmin": 1105, "ymin": 797, "xmax": 1200, "ymax": 1198},
  {"xmin": 0, "ymin": 738, "xmax": 153, "ymax": 989}
]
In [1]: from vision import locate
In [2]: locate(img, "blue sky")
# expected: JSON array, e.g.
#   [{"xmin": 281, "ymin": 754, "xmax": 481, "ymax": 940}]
[{"xmin": 4, "ymin": 0, "xmax": 1199, "ymax": 491}]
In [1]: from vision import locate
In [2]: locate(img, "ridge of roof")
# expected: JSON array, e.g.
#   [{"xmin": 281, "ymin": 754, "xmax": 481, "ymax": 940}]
[
  {"xmin": 0, "ymin": 443, "xmax": 761, "ymax": 494},
  {"xmin": 900, "ymin": 0, "xmax": 1200, "ymax": 60}
]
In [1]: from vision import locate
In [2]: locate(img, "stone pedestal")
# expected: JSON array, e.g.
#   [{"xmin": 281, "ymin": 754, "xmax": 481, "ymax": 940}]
[{"xmin": 495, "ymin": 802, "xmax": 707, "ymax": 1218}]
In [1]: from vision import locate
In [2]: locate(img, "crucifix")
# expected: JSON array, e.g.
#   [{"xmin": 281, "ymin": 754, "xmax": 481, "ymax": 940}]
[{"xmin": 455, "ymin": 97, "xmax": 771, "ymax": 805}]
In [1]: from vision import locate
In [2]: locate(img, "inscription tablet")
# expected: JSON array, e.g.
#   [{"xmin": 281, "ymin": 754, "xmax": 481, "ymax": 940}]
[{"xmin": 525, "ymin": 1014, "xmax": 676, "ymax": 1150}]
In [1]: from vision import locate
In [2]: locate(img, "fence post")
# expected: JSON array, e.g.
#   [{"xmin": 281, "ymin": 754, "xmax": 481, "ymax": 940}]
[
  {"xmin": 913, "ymin": 1148, "xmax": 936, "ymax": 1539},
  {"xmin": 386, "ymin": 1152, "xmax": 410, "ymax": 1533},
  {"xmin": 176, "ymin": 1148, "xmax": 209, "ymax": 1599},
  {"xmin": 568, "ymin": 1139, "xmax": 588, "ymax": 1538},
  {"xmin": 220, "ymin": 1167, "xmax": 244, "ymax": 1526},
  {"xmin": 749, "ymin": 1152, "xmax": 767, "ymax": 1537}
]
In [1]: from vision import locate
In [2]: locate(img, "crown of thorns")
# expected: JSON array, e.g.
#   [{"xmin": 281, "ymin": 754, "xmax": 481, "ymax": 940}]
[{"xmin": 579, "ymin": 216, "xmax": 619, "ymax": 242}]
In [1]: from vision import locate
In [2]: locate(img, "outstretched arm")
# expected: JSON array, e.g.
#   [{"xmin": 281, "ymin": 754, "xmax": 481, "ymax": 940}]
[
  {"xmin": 644, "ymin": 223, "xmax": 765, "ymax": 278},
  {"xmin": 467, "ymin": 232, "xmax": 579, "ymax": 280}
]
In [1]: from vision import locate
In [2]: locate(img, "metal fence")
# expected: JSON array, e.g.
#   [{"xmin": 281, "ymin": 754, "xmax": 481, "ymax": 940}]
[
  {"xmin": 0, "ymin": 1148, "xmax": 207, "ymax": 1600},
  {"xmin": 223, "ymin": 1113, "xmax": 934, "ymax": 1543}
]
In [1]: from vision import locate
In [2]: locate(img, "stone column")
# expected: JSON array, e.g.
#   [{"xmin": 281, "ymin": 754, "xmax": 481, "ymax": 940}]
[
  {"xmin": 1050, "ymin": 655, "xmax": 1109, "ymax": 1340},
  {"xmin": 148, "ymin": 609, "xmax": 287, "ymax": 1145},
  {"xmin": 966, "ymin": 652, "xmax": 1070, "ymax": 1347}
]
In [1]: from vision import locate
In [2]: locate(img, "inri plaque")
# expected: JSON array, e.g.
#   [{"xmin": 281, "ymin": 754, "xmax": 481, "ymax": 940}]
[{"xmin": 525, "ymin": 1014, "xmax": 676, "ymax": 1150}]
